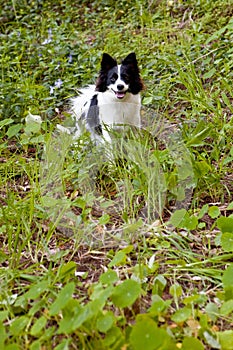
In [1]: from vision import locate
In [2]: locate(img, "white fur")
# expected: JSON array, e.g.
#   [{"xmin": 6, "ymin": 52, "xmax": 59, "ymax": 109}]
[
  {"xmin": 71, "ymin": 84, "xmax": 96, "ymax": 119},
  {"xmin": 98, "ymin": 90, "xmax": 141, "ymax": 126},
  {"xmin": 71, "ymin": 84, "xmax": 141, "ymax": 142}
]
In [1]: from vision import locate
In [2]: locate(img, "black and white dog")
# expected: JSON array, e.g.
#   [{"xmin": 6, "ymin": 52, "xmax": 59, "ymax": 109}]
[{"xmin": 69, "ymin": 52, "xmax": 144, "ymax": 143}]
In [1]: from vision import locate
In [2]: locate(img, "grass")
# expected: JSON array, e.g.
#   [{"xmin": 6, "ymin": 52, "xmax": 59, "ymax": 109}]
[{"xmin": 0, "ymin": 0, "xmax": 233, "ymax": 349}]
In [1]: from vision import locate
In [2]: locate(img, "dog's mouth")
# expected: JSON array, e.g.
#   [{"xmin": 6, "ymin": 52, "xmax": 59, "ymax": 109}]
[{"xmin": 112, "ymin": 90, "xmax": 128, "ymax": 99}]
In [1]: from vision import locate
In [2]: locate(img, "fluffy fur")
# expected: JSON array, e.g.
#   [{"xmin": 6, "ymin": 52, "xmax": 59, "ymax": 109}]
[{"xmin": 70, "ymin": 52, "xmax": 144, "ymax": 143}]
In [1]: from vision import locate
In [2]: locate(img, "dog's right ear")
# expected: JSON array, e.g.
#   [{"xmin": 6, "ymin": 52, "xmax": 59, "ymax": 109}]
[
  {"xmin": 96, "ymin": 54, "xmax": 117, "ymax": 92},
  {"xmin": 101, "ymin": 53, "xmax": 117, "ymax": 71},
  {"xmin": 122, "ymin": 52, "xmax": 137, "ymax": 66}
]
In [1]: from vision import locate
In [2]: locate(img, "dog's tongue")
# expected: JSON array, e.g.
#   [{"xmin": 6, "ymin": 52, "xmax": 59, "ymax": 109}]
[{"xmin": 116, "ymin": 91, "xmax": 125, "ymax": 99}]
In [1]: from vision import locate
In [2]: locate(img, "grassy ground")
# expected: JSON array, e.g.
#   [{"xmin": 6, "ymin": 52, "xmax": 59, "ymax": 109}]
[{"xmin": 0, "ymin": 1, "xmax": 233, "ymax": 349}]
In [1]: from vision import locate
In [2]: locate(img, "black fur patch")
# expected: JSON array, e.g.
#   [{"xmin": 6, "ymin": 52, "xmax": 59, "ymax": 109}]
[{"xmin": 86, "ymin": 94, "xmax": 102, "ymax": 135}]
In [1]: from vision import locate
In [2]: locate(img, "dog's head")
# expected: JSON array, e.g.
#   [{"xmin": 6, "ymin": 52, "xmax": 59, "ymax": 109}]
[{"xmin": 96, "ymin": 52, "xmax": 144, "ymax": 99}]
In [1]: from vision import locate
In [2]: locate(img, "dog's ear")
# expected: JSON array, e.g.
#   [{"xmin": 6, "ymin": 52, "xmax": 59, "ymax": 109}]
[
  {"xmin": 96, "ymin": 54, "xmax": 117, "ymax": 92},
  {"xmin": 101, "ymin": 53, "xmax": 117, "ymax": 71},
  {"xmin": 122, "ymin": 52, "xmax": 137, "ymax": 66},
  {"xmin": 122, "ymin": 52, "xmax": 144, "ymax": 94}
]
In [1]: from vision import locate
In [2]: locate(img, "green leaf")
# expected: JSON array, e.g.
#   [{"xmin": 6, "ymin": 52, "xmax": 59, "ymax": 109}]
[
  {"xmin": 171, "ymin": 307, "xmax": 192, "ymax": 323},
  {"xmin": 130, "ymin": 315, "xmax": 172, "ymax": 350},
  {"xmin": 169, "ymin": 283, "xmax": 182, "ymax": 298},
  {"xmin": 72, "ymin": 300, "xmax": 101, "ymax": 330},
  {"xmin": 123, "ymin": 221, "xmax": 143, "ymax": 234},
  {"xmin": 215, "ymin": 232, "xmax": 222, "ymax": 246},
  {"xmin": 75, "ymin": 197, "xmax": 86, "ymax": 210},
  {"xmin": 59, "ymin": 261, "xmax": 76, "ymax": 279},
  {"xmin": 205, "ymin": 302, "xmax": 219, "ymax": 322},
  {"xmin": 49, "ymin": 282, "xmax": 75, "ymax": 316},
  {"xmin": 183, "ymin": 214, "xmax": 198, "ymax": 230},
  {"xmin": 10, "ymin": 316, "xmax": 29, "ymax": 336},
  {"xmin": 0, "ymin": 311, "xmax": 8, "ymax": 321},
  {"xmin": 24, "ymin": 121, "xmax": 41, "ymax": 135},
  {"xmin": 169, "ymin": 209, "xmax": 198, "ymax": 230},
  {"xmin": 54, "ymin": 339, "xmax": 70, "ymax": 350},
  {"xmin": 5, "ymin": 344, "xmax": 20, "ymax": 350},
  {"xmin": 169, "ymin": 209, "xmax": 187, "ymax": 227},
  {"xmin": 220, "ymin": 299, "xmax": 233, "ymax": 316},
  {"xmin": 205, "ymin": 25, "xmax": 228, "ymax": 44},
  {"xmin": 96, "ymin": 312, "xmax": 115, "ymax": 333},
  {"xmin": 227, "ymin": 202, "xmax": 233, "ymax": 210},
  {"xmin": 143, "ymin": 96, "xmax": 153, "ymax": 105},
  {"xmin": 122, "ymin": 245, "xmax": 134, "ymax": 254},
  {"xmin": 71, "ymin": 287, "xmax": 113, "ymax": 331},
  {"xmin": 198, "ymin": 204, "xmax": 209, "ymax": 219},
  {"xmin": 29, "ymin": 340, "xmax": 41, "ymax": 350},
  {"xmin": 152, "ymin": 274, "xmax": 167, "ymax": 295},
  {"xmin": 196, "ymin": 160, "xmax": 212, "ymax": 176},
  {"xmin": 6, "ymin": 124, "xmax": 23, "ymax": 138},
  {"xmin": 148, "ymin": 295, "xmax": 168, "ymax": 316},
  {"xmin": 28, "ymin": 300, "xmax": 45, "ymax": 317},
  {"xmin": 203, "ymin": 331, "xmax": 220, "ymax": 349},
  {"xmin": 57, "ymin": 304, "xmax": 82, "ymax": 334},
  {"xmin": 0, "ymin": 118, "xmax": 14, "ymax": 129},
  {"xmin": 30, "ymin": 316, "xmax": 47, "ymax": 336},
  {"xmin": 0, "ymin": 322, "xmax": 7, "ymax": 348},
  {"xmin": 208, "ymin": 206, "xmax": 220, "ymax": 219},
  {"xmin": 221, "ymin": 92, "xmax": 233, "ymax": 113},
  {"xmin": 182, "ymin": 337, "xmax": 204, "ymax": 350},
  {"xmin": 186, "ymin": 126, "xmax": 211, "ymax": 147},
  {"xmin": 217, "ymin": 217, "xmax": 233, "ymax": 233},
  {"xmin": 103, "ymin": 326, "xmax": 123, "ymax": 347},
  {"xmin": 203, "ymin": 67, "xmax": 216, "ymax": 80},
  {"xmin": 99, "ymin": 213, "xmax": 110, "ymax": 225},
  {"xmin": 24, "ymin": 280, "xmax": 49, "ymax": 300},
  {"xmin": 222, "ymin": 264, "xmax": 233, "ymax": 300},
  {"xmin": 221, "ymin": 233, "xmax": 233, "ymax": 252},
  {"xmin": 111, "ymin": 279, "xmax": 141, "ymax": 308},
  {"xmin": 108, "ymin": 250, "xmax": 127, "ymax": 267},
  {"xmin": 183, "ymin": 294, "xmax": 204, "ymax": 305},
  {"xmin": 29, "ymin": 134, "xmax": 45, "ymax": 143},
  {"xmin": 218, "ymin": 330, "xmax": 233, "ymax": 350},
  {"xmin": 99, "ymin": 270, "xmax": 119, "ymax": 285}
]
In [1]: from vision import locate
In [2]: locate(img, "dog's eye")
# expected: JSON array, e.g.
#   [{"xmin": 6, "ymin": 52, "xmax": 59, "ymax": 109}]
[
  {"xmin": 122, "ymin": 75, "xmax": 129, "ymax": 83},
  {"xmin": 110, "ymin": 77, "xmax": 116, "ymax": 83}
]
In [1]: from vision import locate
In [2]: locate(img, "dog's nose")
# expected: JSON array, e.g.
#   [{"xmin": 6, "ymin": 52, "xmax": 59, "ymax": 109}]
[{"xmin": 117, "ymin": 84, "xmax": 124, "ymax": 91}]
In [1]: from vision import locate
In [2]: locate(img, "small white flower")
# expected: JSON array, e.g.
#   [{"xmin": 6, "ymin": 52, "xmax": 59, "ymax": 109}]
[
  {"xmin": 68, "ymin": 54, "xmax": 73, "ymax": 63},
  {"xmin": 54, "ymin": 79, "xmax": 63, "ymax": 88},
  {"xmin": 42, "ymin": 28, "xmax": 52, "ymax": 45},
  {"xmin": 42, "ymin": 38, "xmax": 52, "ymax": 45},
  {"xmin": 49, "ymin": 79, "xmax": 63, "ymax": 94}
]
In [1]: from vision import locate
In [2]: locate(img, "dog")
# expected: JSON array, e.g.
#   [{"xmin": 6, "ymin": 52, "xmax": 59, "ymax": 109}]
[{"xmin": 69, "ymin": 52, "xmax": 144, "ymax": 143}]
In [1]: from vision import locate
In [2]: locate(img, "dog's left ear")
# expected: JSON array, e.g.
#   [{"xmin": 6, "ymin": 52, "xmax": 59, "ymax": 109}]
[
  {"xmin": 122, "ymin": 52, "xmax": 144, "ymax": 94},
  {"xmin": 122, "ymin": 52, "xmax": 137, "ymax": 65}
]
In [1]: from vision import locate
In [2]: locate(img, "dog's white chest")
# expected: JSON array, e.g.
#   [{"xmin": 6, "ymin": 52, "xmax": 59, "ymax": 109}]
[{"xmin": 98, "ymin": 93, "xmax": 141, "ymax": 127}]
